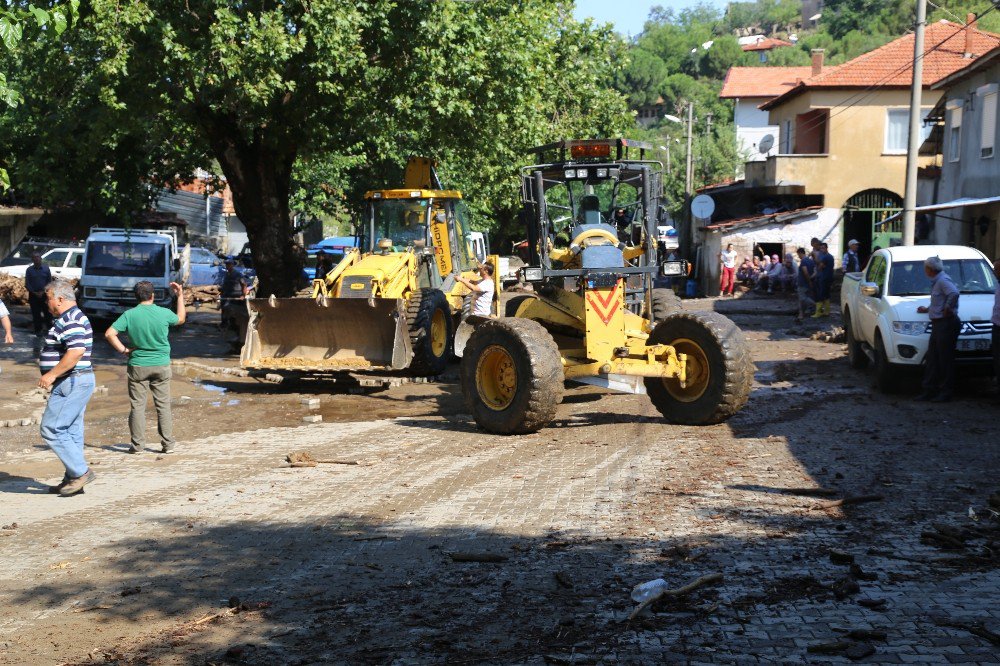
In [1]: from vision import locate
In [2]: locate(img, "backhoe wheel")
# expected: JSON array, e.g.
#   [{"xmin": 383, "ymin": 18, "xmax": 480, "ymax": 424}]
[
  {"xmin": 647, "ymin": 288, "xmax": 681, "ymax": 322},
  {"xmin": 644, "ymin": 311, "xmax": 753, "ymax": 425},
  {"xmin": 407, "ymin": 288, "xmax": 453, "ymax": 376},
  {"xmin": 461, "ymin": 318, "xmax": 563, "ymax": 435}
]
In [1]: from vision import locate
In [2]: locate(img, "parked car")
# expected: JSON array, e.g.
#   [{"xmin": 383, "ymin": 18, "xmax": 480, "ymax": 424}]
[
  {"xmin": 1, "ymin": 237, "xmax": 83, "ymax": 268},
  {"xmin": 0, "ymin": 247, "xmax": 85, "ymax": 280},
  {"xmin": 187, "ymin": 246, "xmax": 224, "ymax": 286},
  {"xmin": 841, "ymin": 244, "xmax": 996, "ymax": 392},
  {"xmin": 304, "ymin": 236, "xmax": 358, "ymax": 281}
]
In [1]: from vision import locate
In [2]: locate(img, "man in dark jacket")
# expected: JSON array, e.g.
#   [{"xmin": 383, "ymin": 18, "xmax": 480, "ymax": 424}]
[{"xmin": 25, "ymin": 253, "xmax": 53, "ymax": 335}]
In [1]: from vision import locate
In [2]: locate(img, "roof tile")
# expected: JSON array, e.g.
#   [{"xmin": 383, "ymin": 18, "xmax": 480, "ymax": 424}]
[{"xmin": 720, "ymin": 66, "xmax": 816, "ymax": 99}]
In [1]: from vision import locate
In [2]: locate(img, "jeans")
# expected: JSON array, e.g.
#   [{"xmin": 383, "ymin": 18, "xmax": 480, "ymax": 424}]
[
  {"xmin": 40, "ymin": 371, "xmax": 95, "ymax": 479},
  {"xmin": 127, "ymin": 365, "xmax": 174, "ymax": 449},
  {"xmin": 29, "ymin": 293, "xmax": 52, "ymax": 335},
  {"xmin": 922, "ymin": 316, "xmax": 961, "ymax": 396}
]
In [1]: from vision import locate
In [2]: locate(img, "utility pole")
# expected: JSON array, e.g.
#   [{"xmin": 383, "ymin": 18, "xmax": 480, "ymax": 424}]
[
  {"xmin": 705, "ymin": 112, "xmax": 713, "ymax": 137},
  {"xmin": 902, "ymin": 0, "xmax": 928, "ymax": 246},
  {"xmin": 684, "ymin": 101, "xmax": 694, "ymax": 253}
]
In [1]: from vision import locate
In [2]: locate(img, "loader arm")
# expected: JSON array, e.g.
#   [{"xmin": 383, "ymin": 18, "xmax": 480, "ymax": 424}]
[{"xmin": 312, "ymin": 247, "xmax": 361, "ymax": 298}]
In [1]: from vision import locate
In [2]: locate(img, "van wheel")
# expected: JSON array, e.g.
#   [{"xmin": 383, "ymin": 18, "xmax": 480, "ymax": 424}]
[
  {"xmin": 461, "ymin": 318, "xmax": 563, "ymax": 434},
  {"xmin": 407, "ymin": 289, "xmax": 453, "ymax": 376},
  {"xmin": 844, "ymin": 313, "xmax": 869, "ymax": 369}
]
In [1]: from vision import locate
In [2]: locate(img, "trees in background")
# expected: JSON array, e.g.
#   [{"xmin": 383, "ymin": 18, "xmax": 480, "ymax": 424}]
[{"xmin": 0, "ymin": 1, "xmax": 631, "ymax": 295}]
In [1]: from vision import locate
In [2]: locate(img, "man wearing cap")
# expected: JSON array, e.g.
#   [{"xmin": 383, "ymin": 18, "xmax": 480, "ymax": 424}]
[
  {"xmin": 219, "ymin": 258, "xmax": 249, "ymax": 349},
  {"xmin": 916, "ymin": 256, "xmax": 960, "ymax": 402},
  {"xmin": 843, "ymin": 239, "xmax": 861, "ymax": 273}
]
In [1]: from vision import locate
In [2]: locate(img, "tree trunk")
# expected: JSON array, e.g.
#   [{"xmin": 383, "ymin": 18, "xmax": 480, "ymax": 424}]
[{"xmin": 196, "ymin": 110, "xmax": 303, "ymax": 298}]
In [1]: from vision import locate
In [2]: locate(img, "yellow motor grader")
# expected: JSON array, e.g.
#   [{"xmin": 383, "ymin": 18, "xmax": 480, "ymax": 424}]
[
  {"xmin": 241, "ymin": 158, "xmax": 496, "ymax": 376},
  {"xmin": 459, "ymin": 139, "xmax": 753, "ymax": 434}
]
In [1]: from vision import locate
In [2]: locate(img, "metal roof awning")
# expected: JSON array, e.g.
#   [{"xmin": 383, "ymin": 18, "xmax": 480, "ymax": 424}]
[{"xmin": 878, "ymin": 196, "xmax": 1000, "ymax": 227}]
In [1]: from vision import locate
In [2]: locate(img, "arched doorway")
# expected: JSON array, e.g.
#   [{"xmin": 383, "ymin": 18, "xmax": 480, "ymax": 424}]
[{"xmin": 843, "ymin": 189, "xmax": 902, "ymax": 260}]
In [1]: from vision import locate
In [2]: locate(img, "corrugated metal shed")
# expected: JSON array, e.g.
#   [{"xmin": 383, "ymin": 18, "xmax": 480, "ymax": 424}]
[{"xmin": 155, "ymin": 189, "xmax": 227, "ymax": 240}]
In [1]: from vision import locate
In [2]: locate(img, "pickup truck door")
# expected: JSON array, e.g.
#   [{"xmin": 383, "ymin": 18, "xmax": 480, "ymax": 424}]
[
  {"xmin": 44, "ymin": 250, "xmax": 70, "ymax": 277},
  {"xmin": 857, "ymin": 254, "xmax": 887, "ymax": 341}
]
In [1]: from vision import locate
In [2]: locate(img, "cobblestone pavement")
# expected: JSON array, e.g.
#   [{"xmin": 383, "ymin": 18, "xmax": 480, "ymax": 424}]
[{"xmin": 0, "ymin": 303, "xmax": 998, "ymax": 664}]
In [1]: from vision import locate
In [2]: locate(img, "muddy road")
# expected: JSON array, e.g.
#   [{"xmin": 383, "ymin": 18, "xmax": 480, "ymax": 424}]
[{"xmin": 1, "ymin": 297, "xmax": 998, "ymax": 664}]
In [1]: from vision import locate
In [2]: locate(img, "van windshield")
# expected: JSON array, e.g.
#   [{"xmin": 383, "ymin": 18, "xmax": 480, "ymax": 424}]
[
  {"xmin": 86, "ymin": 241, "xmax": 167, "ymax": 278},
  {"xmin": 889, "ymin": 259, "xmax": 997, "ymax": 296}
]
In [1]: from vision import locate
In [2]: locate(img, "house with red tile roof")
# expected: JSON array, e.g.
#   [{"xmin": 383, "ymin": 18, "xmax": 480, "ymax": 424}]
[
  {"xmin": 748, "ymin": 18, "xmax": 1000, "ymax": 257},
  {"xmin": 721, "ymin": 63, "xmax": 816, "ymax": 164}
]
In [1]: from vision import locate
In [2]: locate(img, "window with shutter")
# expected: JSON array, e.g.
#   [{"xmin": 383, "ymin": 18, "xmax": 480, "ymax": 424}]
[
  {"xmin": 981, "ymin": 92, "xmax": 996, "ymax": 159},
  {"xmin": 948, "ymin": 104, "xmax": 962, "ymax": 162}
]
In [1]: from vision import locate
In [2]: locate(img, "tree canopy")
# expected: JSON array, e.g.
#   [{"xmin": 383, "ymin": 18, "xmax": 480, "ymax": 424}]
[{"xmin": 1, "ymin": 1, "xmax": 631, "ymax": 295}]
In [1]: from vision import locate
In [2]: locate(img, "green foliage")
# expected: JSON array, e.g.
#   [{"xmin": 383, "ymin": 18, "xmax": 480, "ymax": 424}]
[
  {"xmin": 0, "ymin": 0, "xmax": 631, "ymax": 293},
  {"xmin": 616, "ymin": 48, "xmax": 670, "ymax": 107}
]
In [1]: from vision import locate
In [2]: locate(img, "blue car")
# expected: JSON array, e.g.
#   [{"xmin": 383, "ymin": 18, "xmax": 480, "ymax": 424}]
[{"xmin": 305, "ymin": 236, "xmax": 358, "ymax": 280}]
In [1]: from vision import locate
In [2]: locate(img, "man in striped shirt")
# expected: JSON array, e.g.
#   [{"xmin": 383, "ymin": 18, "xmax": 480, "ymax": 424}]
[{"xmin": 38, "ymin": 280, "xmax": 97, "ymax": 496}]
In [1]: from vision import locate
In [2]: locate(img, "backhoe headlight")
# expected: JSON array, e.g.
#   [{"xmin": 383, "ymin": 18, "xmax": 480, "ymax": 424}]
[{"xmin": 892, "ymin": 321, "xmax": 930, "ymax": 335}]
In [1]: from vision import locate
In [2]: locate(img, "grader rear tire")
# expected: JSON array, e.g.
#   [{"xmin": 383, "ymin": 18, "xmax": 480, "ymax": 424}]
[
  {"xmin": 644, "ymin": 311, "xmax": 753, "ymax": 425},
  {"xmin": 407, "ymin": 288, "xmax": 453, "ymax": 376},
  {"xmin": 461, "ymin": 318, "xmax": 563, "ymax": 434}
]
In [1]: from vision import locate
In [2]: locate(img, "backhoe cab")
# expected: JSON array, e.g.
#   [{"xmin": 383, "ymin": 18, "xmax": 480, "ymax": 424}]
[
  {"xmin": 460, "ymin": 139, "xmax": 753, "ymax": 434},
  {"xmin": 242, "ymin": 157, "xmax": 495, "ymax": 376}
]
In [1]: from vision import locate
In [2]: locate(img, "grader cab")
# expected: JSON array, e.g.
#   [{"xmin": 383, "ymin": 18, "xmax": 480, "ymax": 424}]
[
  {"xmin": 459, "ymin": 139, "xmax": 753, "ymax": 434},
  {"xmin": 241, "ymin": 157, "xmax": 494, "ymax": 376}
]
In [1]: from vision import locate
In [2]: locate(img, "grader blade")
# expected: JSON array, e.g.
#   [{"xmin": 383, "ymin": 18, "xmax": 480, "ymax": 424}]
[{"xmin": 241, "ymin": 297, "xmax": 413, "ymax": 372}]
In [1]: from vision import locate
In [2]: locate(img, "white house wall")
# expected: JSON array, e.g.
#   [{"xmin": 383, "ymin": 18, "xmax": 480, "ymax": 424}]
[{"xmin": 735, "ymin": 100, "xmax": 780, "ymax": 163}]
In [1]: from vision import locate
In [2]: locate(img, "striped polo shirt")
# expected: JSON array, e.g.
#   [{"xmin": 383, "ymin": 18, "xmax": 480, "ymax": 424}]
[{"xmin": 40, "ymin": 306, "xmax": 93, "ymax": 375}]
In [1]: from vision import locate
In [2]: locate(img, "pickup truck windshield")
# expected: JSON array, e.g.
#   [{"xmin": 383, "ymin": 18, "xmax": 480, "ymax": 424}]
[
  {"xmin": 86, "ymin": 241, "xmax": 167, "ymax": 278},
  {"xmin": 888, "ymin": 259, "xmax": 997, "ymax": 296}
]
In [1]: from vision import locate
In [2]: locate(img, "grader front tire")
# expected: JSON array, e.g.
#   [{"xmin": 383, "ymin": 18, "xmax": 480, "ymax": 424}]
[
  {"xmin": 461, "ymin": 318, "xmax": 563, "ymax": 434},
  {"xmin": 644, "ymin": 311, "xmax": 753, "ymax": 425}
]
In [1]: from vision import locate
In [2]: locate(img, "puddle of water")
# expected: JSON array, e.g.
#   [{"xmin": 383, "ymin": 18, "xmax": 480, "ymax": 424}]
[{"xmin": 200, "ymin": 384, "xmax": 228, "ymax": 394}]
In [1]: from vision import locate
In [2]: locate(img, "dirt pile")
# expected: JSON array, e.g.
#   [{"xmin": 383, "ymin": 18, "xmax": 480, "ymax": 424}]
[{"xmin": 0, "ymin": 274, "xmax": 28, "ymax": 305}]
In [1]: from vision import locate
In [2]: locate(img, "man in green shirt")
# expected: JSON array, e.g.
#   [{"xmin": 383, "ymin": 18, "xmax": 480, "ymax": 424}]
[{"xmin": 105, "ymin": 280, "xmax": 185, "ymax": 453}]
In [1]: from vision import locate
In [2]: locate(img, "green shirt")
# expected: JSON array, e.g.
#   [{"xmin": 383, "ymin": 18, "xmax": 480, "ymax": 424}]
[{"xmin": 112, "ymin": 304, "xmax": 179, "ymax": 367}]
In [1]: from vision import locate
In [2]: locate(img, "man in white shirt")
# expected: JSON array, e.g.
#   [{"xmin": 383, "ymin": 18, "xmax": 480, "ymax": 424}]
[
  {"xmin": 456, "ymin": 262, "xmax": 495, "ymax": 317},
  {"xmin": 0, "ymin": 298, "xmax": 12, "ymax": 344}
]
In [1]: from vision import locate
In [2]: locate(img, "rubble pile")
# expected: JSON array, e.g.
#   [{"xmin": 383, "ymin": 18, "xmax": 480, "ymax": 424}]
[
  {"xmin": 812, "ymin": 326, "xmax": 845, "ymax": 343},
  {"xmin": 0, "ymin": 274, "xmax": 29, "ymax": 305},
  {"xmin": 186, "ymin": 285, "xmax": 220, "ymax": 305}
]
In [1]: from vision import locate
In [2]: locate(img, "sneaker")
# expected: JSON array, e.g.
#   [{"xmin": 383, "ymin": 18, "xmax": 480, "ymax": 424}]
[
  {"xmin": 48, "ymin": 478, "xmax": 70, "ymax": 494},
  {"xmin": 59, "ymin": 470, "xmax": 95, "ymax": 496},
  {"xmin": 128, "ymin": 444, "xmax": 142, "ymax": 454},
  {"xmin": 161, "ymin": 443, "xmax": 175, "ymax": 454}
]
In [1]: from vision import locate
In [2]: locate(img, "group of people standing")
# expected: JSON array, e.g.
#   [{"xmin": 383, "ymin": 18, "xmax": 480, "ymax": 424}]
[
  {"xmin": 0, "ymin": 274, "xmax": 186, "ymax": 496},
  {"xmin": 721, "ymin": 239, "xmax": 842, "ymax": 315}
]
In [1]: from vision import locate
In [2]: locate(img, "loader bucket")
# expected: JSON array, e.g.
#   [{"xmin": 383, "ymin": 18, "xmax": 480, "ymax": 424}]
[{"xmin": 241, "ymin": 297, "xmax": 413, "ymax": 372}]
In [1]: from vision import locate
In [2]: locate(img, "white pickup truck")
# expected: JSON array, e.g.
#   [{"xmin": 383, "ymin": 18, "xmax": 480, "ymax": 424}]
[{"xmin": 841, "ymin": 245, "xmax": 996, "ymax": 392}]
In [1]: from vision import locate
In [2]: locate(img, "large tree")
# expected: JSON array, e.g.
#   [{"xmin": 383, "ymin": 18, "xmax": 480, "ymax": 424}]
[{"xmin": 2, "ymin": 1, "xmax": 631, "ymax": 296}]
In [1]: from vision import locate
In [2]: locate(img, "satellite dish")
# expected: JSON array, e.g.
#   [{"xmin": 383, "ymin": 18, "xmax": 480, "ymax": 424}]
[
  {"xmin": 691, "ymin": 194, "xmax": 716, "ymax": 220},
  {"xmin": 758, "ymin": 134, "xmax": 775, "ymax": 154}
]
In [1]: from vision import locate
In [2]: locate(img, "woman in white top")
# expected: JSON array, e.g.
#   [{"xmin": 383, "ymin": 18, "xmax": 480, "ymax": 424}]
[{"xmin": 456, "ymin": 262, "xmax": 496, "ymax": 317}]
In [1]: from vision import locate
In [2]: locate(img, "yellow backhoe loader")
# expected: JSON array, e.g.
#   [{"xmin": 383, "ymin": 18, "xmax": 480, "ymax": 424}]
[
  {"xmin": 459, "ymin": 139, "xmax": 753, "ymax": 434},
  {"xmin": 241, "ymin": 158, "xmax": 497, "ymax": 375}
]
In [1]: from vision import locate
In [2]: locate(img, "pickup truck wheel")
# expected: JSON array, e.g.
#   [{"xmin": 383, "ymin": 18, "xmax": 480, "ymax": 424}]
[
  {"xmin": 461, "ymin": 318, "xmax": 563, "ymax": 434},
  {"xmin": 874, "ymin": 333, "xmax": 900, "ymax": 394},
  {"xmin": 644, "ymin": 311, "xmax": 753, "ymax": 425},
  {"xmin": 844, "ymin": 313, "xmax": 869, "ymax": 369}
]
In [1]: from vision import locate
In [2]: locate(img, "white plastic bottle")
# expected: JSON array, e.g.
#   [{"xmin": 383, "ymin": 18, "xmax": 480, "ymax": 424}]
[{"xmin": 631, "ymin": 578, "xmax": 669, "ymax": 602}]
